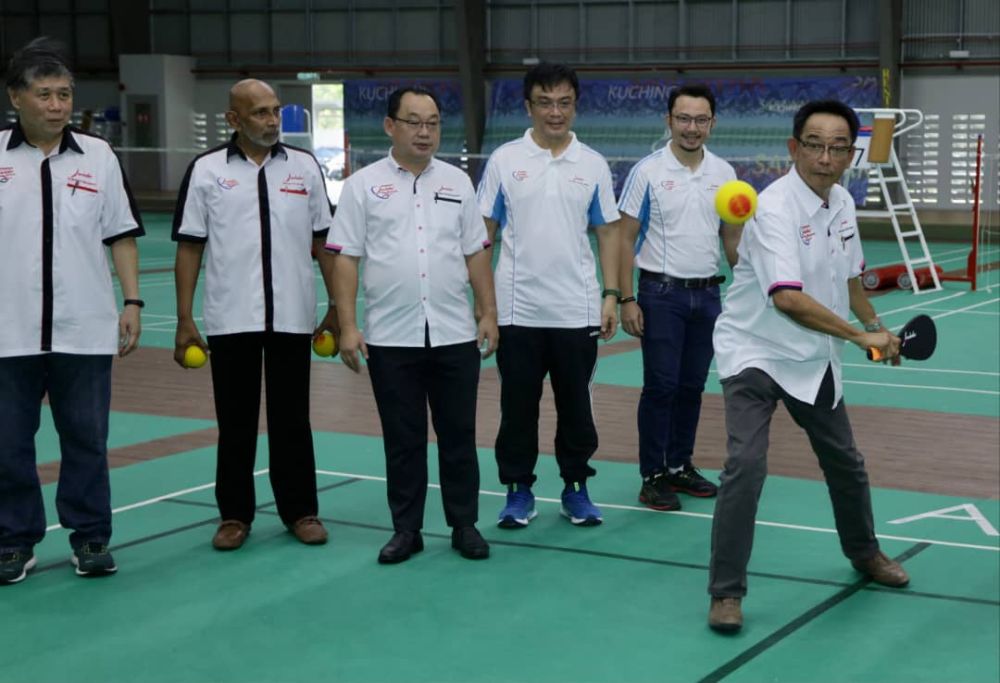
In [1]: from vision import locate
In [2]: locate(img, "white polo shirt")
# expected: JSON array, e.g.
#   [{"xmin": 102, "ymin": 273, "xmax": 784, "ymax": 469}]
[
  {"xmin": 326, "ymin": 152, "xmax": 490, "ymax": 348},
  {"xmin": 173, "ymin": 137, "xmax": 332, "ymax": 336},
  {"xmin": 618, "ymin": 144, "xmax": 736, "ymax": 278},
  {"xmin": 0, "ymin": 123, "xmax": 144, "ymax": 358},
  {"xmin": 713, "ymin": 166, "xmax": 865, "ymax": 406},
  {"xmin": 477, "ymin": 129, "xmax": 620, "ymax": 328}
]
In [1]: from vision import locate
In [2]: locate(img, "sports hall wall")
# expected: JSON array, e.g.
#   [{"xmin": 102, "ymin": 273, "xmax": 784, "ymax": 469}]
[{"xmin": 1, "ymin": 0, "xmax": 997, "ymax": 212}]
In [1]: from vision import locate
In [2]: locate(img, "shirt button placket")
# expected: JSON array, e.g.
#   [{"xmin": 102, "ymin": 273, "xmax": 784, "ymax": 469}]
[{"xmin": 415, "ymin": 189, "xmax": 430, "ymax": 311}]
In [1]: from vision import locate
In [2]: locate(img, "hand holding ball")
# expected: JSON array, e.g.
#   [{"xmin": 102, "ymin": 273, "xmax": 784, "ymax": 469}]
[
  {"xmin": 183, "ymin": 345, "xmax": 208, "ymax": 369},
  {"xmin": 312, "ymin": 331, "xmax": 338, "ymax": 358},
  {"xmin": 715, "ymin": 180, "xmax": 758, "ymax": 224}
]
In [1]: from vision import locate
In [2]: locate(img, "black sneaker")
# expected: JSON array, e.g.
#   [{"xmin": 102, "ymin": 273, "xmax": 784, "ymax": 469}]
[
  {"xmin": 665, "ymin": 464, "xmax": 718, "ymax": 498},
  {"xmin": 71, "ymin": 542, "xmax": 117, "ymax": 577},
  {"xmin": 638, "ymin": 474, "xmax": 681, "ymax": 511},
  {"xmin": 0, "ymin": 550, "xmax": 37, "ymax": 585}
]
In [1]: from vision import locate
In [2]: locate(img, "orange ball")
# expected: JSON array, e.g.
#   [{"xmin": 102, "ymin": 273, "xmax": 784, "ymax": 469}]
[{"xmin": 715, "ymin": 180, "xmax": 758, "ymax": 223}]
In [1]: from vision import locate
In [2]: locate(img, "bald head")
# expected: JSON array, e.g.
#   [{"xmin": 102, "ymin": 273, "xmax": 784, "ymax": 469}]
[
  {"xmin": 228, "ymin": 79, "xmax": 275, "ymax": 113},
  {"xmin": 225, "ymin": 78, "xmax": 281, "ymax": 156}
]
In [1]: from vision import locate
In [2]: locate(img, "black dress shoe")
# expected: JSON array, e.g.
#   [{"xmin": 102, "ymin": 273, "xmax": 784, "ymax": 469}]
[
  {"xmin": 451, "ymin": 526, "xmax": 490, "ymax": 560},
  {"xmin": 378, "ymin": 531, "xmax": 423, "ymax": 564}
]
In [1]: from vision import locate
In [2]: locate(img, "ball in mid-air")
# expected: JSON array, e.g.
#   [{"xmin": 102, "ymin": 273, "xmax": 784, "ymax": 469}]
[{"xmin": 715, "ymin": 180, "xmax": 758, "ymax": 223}]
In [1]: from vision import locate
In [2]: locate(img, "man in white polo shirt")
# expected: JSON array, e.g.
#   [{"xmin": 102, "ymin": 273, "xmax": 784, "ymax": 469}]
[
  {"xmin": 0, "ymin": 38, "xmax": 143, "ymax": 584},
  {"xmin": 478, "ymin": 62, "xmax": 620, "ymax": 529},
  {"xmin": 707, "ymin": 100, "xmax": 909, "ymax": 633},
  {"xmin": 328, "ymin": 86, "xmax": 497, "ymax": 564},
  {"xmin": 173, "ymin": 79, "xmax": 336, "ymax": 551},
  {"xmin": 618, "ymin": 83, "xmax": 743, "ymax": 512}
]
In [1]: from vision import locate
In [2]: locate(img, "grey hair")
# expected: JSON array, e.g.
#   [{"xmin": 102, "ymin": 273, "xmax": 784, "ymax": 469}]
[{"xmin": 5, "ymin": 37, "xmax": 74, "ymax": 91}]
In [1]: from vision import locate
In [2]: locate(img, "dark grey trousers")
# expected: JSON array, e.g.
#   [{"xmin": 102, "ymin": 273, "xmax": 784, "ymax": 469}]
[{"xmin": 708, "ymin": 366, "xmax": 880, "ymax": 597}]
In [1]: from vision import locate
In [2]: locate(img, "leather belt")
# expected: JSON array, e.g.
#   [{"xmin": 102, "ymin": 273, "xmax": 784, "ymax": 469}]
[{"xmin": 639, "ymin": 270, "xmax": 725, "ymax": 288}]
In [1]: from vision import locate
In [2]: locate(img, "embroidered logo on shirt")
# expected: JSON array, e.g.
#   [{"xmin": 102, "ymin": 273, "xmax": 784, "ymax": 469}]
[
  {"xmin": 799, "ymin": 224, "xmax": 815, "ymax": 246},
  {"xmin": 0, "ymin": 167, "xmax": 14, "ymax": 184},
  {"xmin": 217, "ymin": 177, "xmax": 239, "ymax": 190},
  {"xmin": 434, "ymin": 185, "xmax": 462, "ymax": 204},
  {"xmin": 371, "ymin": 184, "xmax": 397, "ymax": 200},
  {"xmin": 660, "ymin": 180, "xmax": 676, "ymax": 191},
  {"xmin": 280, "ymin": 174, "xmax": 309, "ymax": 196},
  {"xmin": 569, "ymin": 176, "xmax": 590, "ymax": 188},
  {"xmin": 66, "ymin": 170, "xmax": 99, "ymax": 194},
  {"xmin": 512, "ymin": 170, "xmax": 529, "ymax": 182}
]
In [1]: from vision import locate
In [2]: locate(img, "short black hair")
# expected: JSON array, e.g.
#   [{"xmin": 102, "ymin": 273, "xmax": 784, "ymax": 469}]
[
  {"xmin": 792, "ymin": 99, "xmax": 860, "ymax": 143},
  {"xmin": 523, "ymin": 62, "xmax": 579, "ymax": 102},
  {"xmin": 386, "ymin": 86, "xmax": 441, "ymax": 119},
  {"xmin": 668, "ymin": 83, "xmax": 716, "ymax": 116},
  {"xmin": 5, "ymin": 36, "xmax": 73, "ymax": 91}
]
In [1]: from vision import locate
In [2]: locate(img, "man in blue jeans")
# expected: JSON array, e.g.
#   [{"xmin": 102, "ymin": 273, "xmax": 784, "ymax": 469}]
[
  {"xmin": 0, "ymin": 38, "xmax": 144, "ymax": 584},
  {"xmin": 618, "ymin": 84, "xmax": 743, "ymax": 511}
]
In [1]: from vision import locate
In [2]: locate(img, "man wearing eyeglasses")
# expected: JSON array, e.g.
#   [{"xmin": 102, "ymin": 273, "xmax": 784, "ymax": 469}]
[
  {"xmin": 328, "ymin": 86, "xmax": 498, "ymax": 564},
  {"xmin": 618, "ymin": 84, "xmax": 741, "ymax": 514},
  {"xmin": 706, "ymin": 100, "xmax": 908, "ymax": 633},
  {"xmin": 478, "ymin": 63, "xmax": 620, "ymax": 529}
]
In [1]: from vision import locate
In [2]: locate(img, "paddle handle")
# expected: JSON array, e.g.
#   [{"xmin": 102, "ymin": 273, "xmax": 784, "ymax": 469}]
[{"xmin": 867, "ymin": 347, "xmax": 883, "ymax": 362}]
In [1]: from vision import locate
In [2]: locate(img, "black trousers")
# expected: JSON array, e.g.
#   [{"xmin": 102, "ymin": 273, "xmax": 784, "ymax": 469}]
[
  {"xmin": 494, "ymin": 325, "xmax": 599, "ymax": 487},
  {"xmin": 207, "ymin": 332, "xmax": 318, "ymax": 526},
  {"xmin": 367, "ymin": 339, "xmax": 481, "ymax": 531}
]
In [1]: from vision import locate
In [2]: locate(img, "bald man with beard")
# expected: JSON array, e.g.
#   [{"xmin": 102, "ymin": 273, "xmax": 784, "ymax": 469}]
[{"xmin": 173, "ymin": 79, "xmax": 339, "ymax": 551}]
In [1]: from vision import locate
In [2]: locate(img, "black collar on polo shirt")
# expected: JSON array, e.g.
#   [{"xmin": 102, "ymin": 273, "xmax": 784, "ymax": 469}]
[
  {"xmin": 5, "ymin": 121, "xmax": 84, "ymax": 154},
  {"xmin": 225, "ymin": 132, "xmax": 287, "ymax": 163}
]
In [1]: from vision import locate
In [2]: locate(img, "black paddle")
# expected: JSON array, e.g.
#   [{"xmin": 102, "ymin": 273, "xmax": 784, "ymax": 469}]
[{"xmin": 867, "ymin": 314, "xmax": 937, "ymax": 362}]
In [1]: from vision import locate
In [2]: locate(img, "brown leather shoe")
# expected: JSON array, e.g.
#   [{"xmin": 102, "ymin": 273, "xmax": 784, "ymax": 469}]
[
  {"xmin": 851, "ymin": 550, "xmax": 910, "ymax": 587},
  {"xmin": 212, "ymin": 520, "xmax": 250, "ymax": 550},
  {"xmin": 289, "ymin": 516, "xmax": 328, "ymax": 545},
  {"xmin": 708, "ymin": 597, "xmax": 743, "ymax": 633}
]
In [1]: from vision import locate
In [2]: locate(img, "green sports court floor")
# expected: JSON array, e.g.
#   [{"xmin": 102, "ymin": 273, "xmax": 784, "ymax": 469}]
[{"xmin": 4, "ymin": 214, "xmax": 998, "ymax": 683}]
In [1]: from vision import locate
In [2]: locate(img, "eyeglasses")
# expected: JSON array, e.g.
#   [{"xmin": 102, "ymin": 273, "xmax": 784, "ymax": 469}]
[
  {"xmin": 671, "ymin": 114, "xmax": 713, "ymax": 128},
  {"xmin": 530, "ymin": 98, "xmax": 575, "ymax": 113},
  {"xmin": 391, "ymin": 117, "xmax": 440, "ymax": 132},
  {"xmin": 796, "ymin": 138, "xmax": 855, "ymax": 159}
]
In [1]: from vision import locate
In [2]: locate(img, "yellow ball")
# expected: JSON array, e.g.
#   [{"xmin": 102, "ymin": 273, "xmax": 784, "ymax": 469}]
[
  {"xmin": 183, "ymin": 345, "xmax": 207, "ymax": 369},
  {"xmin": 715, "ymin": 180, "xmax": 758, "ymax": 223},
  {"xmin": 312, "ymin": 331, "xmax": 338, "ymax": 358}
]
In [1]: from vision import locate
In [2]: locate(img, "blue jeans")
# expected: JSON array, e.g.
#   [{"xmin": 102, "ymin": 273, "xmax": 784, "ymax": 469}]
[
  {"xmin": 0, "ymin": 354, "xmax": 113, "ymax": 552},
  {"xmin": 636, "ymin": 280, "xmax": 721, "ymax": 477}
]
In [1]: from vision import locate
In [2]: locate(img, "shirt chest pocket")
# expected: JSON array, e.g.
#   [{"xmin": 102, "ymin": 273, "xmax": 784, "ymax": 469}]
[{"xmin": 53, "ymin": 170, "xmax": 103, "ymax": 229}]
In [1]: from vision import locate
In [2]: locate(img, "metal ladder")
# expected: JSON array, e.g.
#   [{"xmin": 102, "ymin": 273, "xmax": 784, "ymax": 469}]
[{"xmin": 855, "ymin": 108, "xmax": 942, "ymax": 294}]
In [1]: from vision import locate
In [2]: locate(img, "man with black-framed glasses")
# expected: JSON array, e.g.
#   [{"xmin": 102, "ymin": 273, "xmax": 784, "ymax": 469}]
[
  {"xmin": 707, "ymin": 99, "xmax": 909, "ymax": 633},
  {"xmin": 328, "ymin": 86, "xmax": 498, "ymax": 564},
  {"xmin": 618, "ymin": 83, "xmax": 742, "ymax": 513},
  {"xmin": 478, "ymin": 62, "xmax": 620, "ymax": 530}
]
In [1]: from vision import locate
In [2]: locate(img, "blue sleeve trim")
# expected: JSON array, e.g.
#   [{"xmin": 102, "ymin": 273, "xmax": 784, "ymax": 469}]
[
  {"xmin": 634, "ymin": 187, "xmax": 651, "ymax": 255},
  {"xmin": 588, "ymin": 185, "xmax": 608, "ymax": 227}
]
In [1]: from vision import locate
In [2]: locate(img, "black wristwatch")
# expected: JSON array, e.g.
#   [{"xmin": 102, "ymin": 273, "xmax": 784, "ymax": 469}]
[
  {"xmin": 601, "ymin": 288, "xmax": 622, "ymax": 300},
  {"xmin": 123, "ymin": 298, "xmax": 145, "ymax": 308}
]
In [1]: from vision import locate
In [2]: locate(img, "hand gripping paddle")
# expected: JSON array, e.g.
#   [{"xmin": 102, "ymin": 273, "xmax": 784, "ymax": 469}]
[{"xmin": 867, "ymin": 314, "xmax": 937, "ymax": 362}]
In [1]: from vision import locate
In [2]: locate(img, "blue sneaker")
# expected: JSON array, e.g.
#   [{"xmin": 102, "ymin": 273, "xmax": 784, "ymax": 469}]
[
  {"xmin": 497, "ymin": 483, "xmax": 537, "ymax": 529},
  {"xmin": 560, "ymin": 482, "xmax": 602, "ymax": 526}
]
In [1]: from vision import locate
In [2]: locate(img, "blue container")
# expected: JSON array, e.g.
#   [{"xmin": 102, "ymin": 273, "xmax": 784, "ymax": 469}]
[{"xmin": 281, "ymin": 105, "xmax": 307, "ymax": 133}]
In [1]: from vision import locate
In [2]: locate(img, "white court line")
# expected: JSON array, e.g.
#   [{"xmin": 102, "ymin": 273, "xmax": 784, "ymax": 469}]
[
  {"xmin": 842, "ymin": 363, "xmax": 999, "ymax": 377},
  {"xmin": 931, "ymin": 297, "xmax": 1000, "ymax": 321},
  {"xmin": 312, "ymin": 469, "xmax": 999, "ymax": 553},
  {"xmin": 842, "ymin": 380, "xmax": 999, "ymax": 396},
  {"xmin": 44, "ymin": 468, "xmax": 270, "ymax": 532},
  {"xmin": 861, "ymin": 291, "xmax": 968, "ymax": 320},
  {"xmin": 42, "ymin": 467, "xmax": 1000, "ymax": 552}
]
